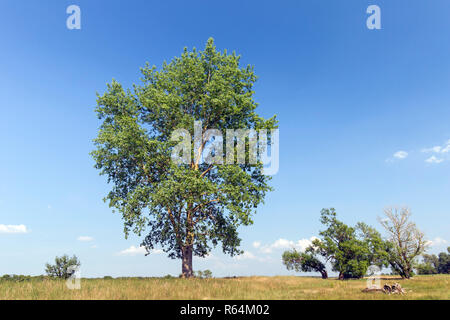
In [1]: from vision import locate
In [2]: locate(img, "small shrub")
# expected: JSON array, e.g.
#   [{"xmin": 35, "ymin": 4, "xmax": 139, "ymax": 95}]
[
  {"xmin": 45, "ymin": 254, "xmax": 81, "ymax": 279},
  {"xmin": 195, "ymin": 270, "xmax": 213, "ymax": 279}
]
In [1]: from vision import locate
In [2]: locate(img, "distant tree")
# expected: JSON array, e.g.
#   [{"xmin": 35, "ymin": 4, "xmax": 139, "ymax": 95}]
[
  {"xmin": 282, "ymin": 249, "xmax": 328, "ymax": 279},
  {"xmin": 45, "ymin": 255, "xmax": 80, "ymax": 279},
  {"xmin": 195, "ymin": 269, "xmax": 213, "ymax": 279},
  {"xmin": 195, "ymin": 270, "xmax": 203, "ymax": 278},
  {"xmin": 437, "ymin": 247, "xmax": 450, "ymax": 274},
  {"xmin": 282, "ymin": 209, "xmax": 389, "ymax": 280},
  {"xmin": 0, "ymin": 274, "xmax": 32, "ymax": 282},
  {"xmin": 202, "ymin": 270, "xmax": 213, "ymax": 279},
  {"xmin": 91, "ymin": 38, "xmax": 277, "ymax": 278},
  {"xmin": 416, "ymin": 253, "xmax": 439, "ymax": 275},
  {"xmin": 418, "ymin": 247, "xmax": 450, "ymax": 275},
  {"xmin": 379, "ymin": 207, "xmax": 428, "ymax": 279}
]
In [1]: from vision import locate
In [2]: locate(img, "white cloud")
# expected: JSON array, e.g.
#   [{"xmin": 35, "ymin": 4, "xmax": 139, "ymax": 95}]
[
  {"xmin": 428, "ymin": 237, "xmax": 448, "ymax": 247},
  {"xmin": 425, "ymin": 156, "xmax": 444, "ymax": 164},
  {"xmin": 0, "ymin": 224, "xmax": 28, "ymax": 234},
  {"xmin": 203, "ymin": 253, "xmax": 215, "ymax": 260},
  {"xmin": 386, "ymin": 151, "xmax": 409, "ymax": 163},
  {"xmin": 234, "ymin": 251, "xmax": 257, "ymax": 260},
  {"xmin": 118, "ymin": 245, "xmax": 163, "ymax": 256},
  {"xmin": 252, "ymin": 241, "xmax": 261, "ymax": 249},
  {"xmin": 77, "ymin": 236, "xmax": 94, "ymax": 242},
  {"xmin": 393, "ymin": 151, "xmax": 408, "ymax": 159},
  {"xmin": 443, "ymin": 140, "xmax": 450, "ymax": 153},
  {"xmin": 267, "ymin": 239, "xmax": 294, "ymax": 251},
  {"xmin": 296, "ymin": 237, "xmax": 319, "ymax": 251},
  {"xmin": 422, "ymin": 146, "xmax": 442, "ymax": 153},
  {"xmin": 259, "ymin": 237, "xmax": 318, "ymax": 254},
  {"xmin": 233, "ymin": 251, "xmax": 269, "ymax": 263},
  {"xmin": 119, "ymin": 245, "xmax": 146, "ymax": 256},
  {"xmin": 422, "ymin": 140, "xmax": 450, "ymax": 154}
]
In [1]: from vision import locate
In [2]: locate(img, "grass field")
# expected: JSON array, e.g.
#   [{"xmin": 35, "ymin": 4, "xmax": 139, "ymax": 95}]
[{"xmin": 0, "ymin": 275, "xmax": 448, "ymax": 300}]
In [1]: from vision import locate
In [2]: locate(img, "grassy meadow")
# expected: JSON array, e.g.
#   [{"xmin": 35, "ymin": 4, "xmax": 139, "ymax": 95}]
[{"xmin": 0, "ymin": 274, "xmax": 448, "ymax": 300}]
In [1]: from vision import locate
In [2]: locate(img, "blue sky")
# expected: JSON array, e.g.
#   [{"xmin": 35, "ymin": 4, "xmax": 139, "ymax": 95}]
[{"xmin": 0, "ymin": 0, "xmax": 449, "ymax": 277}]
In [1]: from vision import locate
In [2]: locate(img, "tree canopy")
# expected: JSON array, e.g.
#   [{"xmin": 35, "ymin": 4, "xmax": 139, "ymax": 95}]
[
  {"xmin": 282, "ymin": 208, "xmax": 390, "ymax": 279},
  {"xmin": 282, "ymin": 248, "xmax": 328, "ymax": 279},
  {"xmin": 45, "ymin": 255, "xmax": 80, "ymax": 280},
  {"xmin": 92, "ymin": 38, "xmax": 277, "ymax": 277},
  {"xmin": 417, "ymin": 247, "xmax": 450, "ymax": 275}
]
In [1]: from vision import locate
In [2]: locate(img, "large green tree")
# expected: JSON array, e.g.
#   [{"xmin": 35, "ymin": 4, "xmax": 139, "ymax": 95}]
[
  {"xmin": 315, "ymin": 209, "xmax": 389, "ymax": 279},
  {"xmin": 92, "ymin": 38, "xmax": 277, "ymax": 277},
  {"xmin": 283, "ymin": 209, "xmax": 390, "ymax": 280}
]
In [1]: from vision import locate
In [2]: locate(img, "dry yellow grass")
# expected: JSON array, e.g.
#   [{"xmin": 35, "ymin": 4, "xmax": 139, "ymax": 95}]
[{"xmin": 0, "ymin": 275, "xmax": 448, "ymax": 300}]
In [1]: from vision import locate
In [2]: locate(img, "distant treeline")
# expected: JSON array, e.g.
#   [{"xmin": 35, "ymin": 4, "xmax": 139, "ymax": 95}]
[
  {"xmin": 0, "ymin": 275, "xmax": 213, "ymax": 282},
  {"xmin": 417, "ymin": 248, "xmax": 450, "ymax": 275},
  {"xmin": 0, "ymin": 275, "xmax": 47, "ymax": 282}
]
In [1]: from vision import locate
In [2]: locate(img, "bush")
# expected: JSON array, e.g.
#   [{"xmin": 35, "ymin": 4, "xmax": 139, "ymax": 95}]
[
  {"xmin": 45, "ymin": 254, "xmax": 80, "ymax": 279},
  {"xmin": 195, "ymin": 270, "xmax": 213, "ymax": 279}
]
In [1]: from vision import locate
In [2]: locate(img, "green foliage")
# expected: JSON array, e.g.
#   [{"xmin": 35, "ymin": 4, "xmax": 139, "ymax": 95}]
[
  {"xmin": 315, "ymin": 209, "xmax": 390, "ymax": 279},
  {"xmin": 282, "ymin": 249, "xmax": 328, "ymax": 279},
  {"xmin": 438, "ymin": 247, "xmax": 450, "ymax": 274},
  {"xmin": 417, "ymin": 247, "xmax": 450, "ymax": 275},
  {"xmin": 91, "ymin": 38, "xmax": 277, "ymax": 277},
  {"xmin": 203, "ymin": 270, "xmax": 213, "ymax": 278},
  {"xmin": 45, "ymin": 255, "xmax": 80, "ymax": 279},
  {"xmin": 0, "ymin": 274, "xmax": 46, "ymax": 282},
  {"xmin": 416, "ymin": 263, "xmax": 437, "ymax": 275},
  {"xmin": 283, "ymin": 209, "xmax": 390, "ymax": 280},
  {"xmin": 195, "ymin": 269, "xmax": 213, "ymax": 279}
]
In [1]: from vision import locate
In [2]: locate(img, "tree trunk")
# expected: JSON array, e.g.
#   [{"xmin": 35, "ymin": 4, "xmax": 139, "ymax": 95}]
[
  {"xmin": 320, "ymin": 270, "xmax": 328, "ymax": 279},
  {"xmin": 397, "ymin": 264, "xmax": 411, "ymax": 279},
  {"xmin": 181, "ymin": 246, "xmax": 194, "ymax": 278},
  {"xmin": 338, "ymin": 272, "xmax": 344, "ymax": 280}
]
